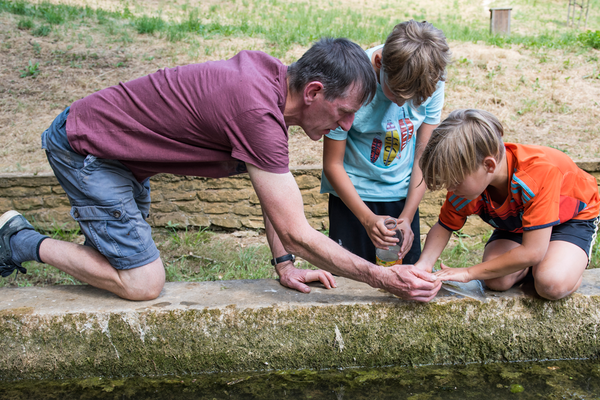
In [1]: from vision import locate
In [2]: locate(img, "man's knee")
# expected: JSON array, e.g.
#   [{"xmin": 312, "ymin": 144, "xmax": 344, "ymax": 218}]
[{"xmin": 119, "ymin": 258, "xmax": 165, "ymax": 301}]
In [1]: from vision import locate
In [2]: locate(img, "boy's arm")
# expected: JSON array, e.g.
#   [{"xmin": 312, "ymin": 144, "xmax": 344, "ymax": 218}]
[
  {"xmin": 397, "ymin": 123, "xmax": 436, "ymax": 258},
  {"xmin": 435, "ymin": 227, "xmax": 552, "ymax": 282},
  {"xmin": 414, "ymin": 222, "xmax": 452, "ymax": 272},
  {"xmin": 323, "ymin": 137, "xmax": 397, "ymax": 248}
]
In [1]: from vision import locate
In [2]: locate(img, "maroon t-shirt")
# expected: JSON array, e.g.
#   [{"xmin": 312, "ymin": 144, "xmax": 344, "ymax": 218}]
[{"xmin": 66, "ymin": 51, "xmax": 290, "ymax": 182}]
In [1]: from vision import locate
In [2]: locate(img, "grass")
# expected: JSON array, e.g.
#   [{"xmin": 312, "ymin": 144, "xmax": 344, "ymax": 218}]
[
  {"xmin": 0, "ymin": 0, "xmax": 599, "ymax": 55},
  {"xmin": 2, "ymin": 224, "xmax": 599, "ymax": 289}
]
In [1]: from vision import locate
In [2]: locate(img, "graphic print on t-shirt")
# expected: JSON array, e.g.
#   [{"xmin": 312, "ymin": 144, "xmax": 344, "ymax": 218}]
[
  {"xmin": 380, "ymin": 120, "xmax": 398, "ymax": 166},
  {"xmin": 370, "ymin": 137, "xmax": 382, "ymax": 163},
  {"xmin": 398, "ymin": 113, "xmax": 414, "ymax": 153},
  {"xmin": 369, "ymin": 110, "xmax": 415, "ymax": 167}
]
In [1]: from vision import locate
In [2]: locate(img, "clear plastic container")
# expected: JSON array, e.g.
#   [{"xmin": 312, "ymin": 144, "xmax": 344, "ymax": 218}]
[{"xmin": 375, "ymin": 217, "xmax": 404, "ymax": 267}]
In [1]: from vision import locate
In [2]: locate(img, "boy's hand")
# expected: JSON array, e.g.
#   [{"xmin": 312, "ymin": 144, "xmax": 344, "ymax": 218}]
[
  {"xmin": 396, "ymin": 218, "xmax": 414, "ymax": 259},
  {"xmin": 364, "ymin": 215, "xmax": 399, "ymax": 249},
  {"xmin": 413, "ymin": 260, "xmax": 434, "ymax": 273},
  {"xmin": 433, "ymin": 262, "xmax": 472, "ymax": 283}
]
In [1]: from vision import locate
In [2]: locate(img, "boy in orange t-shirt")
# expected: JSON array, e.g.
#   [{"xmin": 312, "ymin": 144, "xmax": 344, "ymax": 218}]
[{"xmin": 416, "ymin": 109, "xmax": 600, "ymax": 300}]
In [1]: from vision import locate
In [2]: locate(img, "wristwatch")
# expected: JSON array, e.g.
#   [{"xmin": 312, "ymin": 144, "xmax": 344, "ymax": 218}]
[{"xmin": 270, "ymin": 254, "xmax": 295, "ymax": 266}]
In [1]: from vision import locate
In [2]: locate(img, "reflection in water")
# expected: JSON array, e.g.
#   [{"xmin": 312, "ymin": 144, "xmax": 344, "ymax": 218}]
[{"xmin": 1, "ymin": 359, "xmax": 599, "ymax": 399}]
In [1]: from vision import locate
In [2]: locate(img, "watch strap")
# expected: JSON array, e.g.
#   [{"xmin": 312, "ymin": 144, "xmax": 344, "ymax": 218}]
[{"xmin": 270, "ymin": 254, "xmax": 295, "ymax": 266}]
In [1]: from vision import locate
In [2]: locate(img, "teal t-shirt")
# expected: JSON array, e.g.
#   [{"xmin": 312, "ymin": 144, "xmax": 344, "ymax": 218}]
[{"xmin": 320, "ymin": 45, "xmax": 445, "ymax": 202}]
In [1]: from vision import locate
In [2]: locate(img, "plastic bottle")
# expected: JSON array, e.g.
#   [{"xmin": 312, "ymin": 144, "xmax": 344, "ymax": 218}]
[{"xmin": 375, "ymin": 217, "xmax": 404, "ymax": 267}]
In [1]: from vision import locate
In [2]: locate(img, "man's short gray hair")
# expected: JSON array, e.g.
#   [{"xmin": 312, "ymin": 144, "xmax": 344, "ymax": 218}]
[{"xmin": 287, "ymin": 38, "xmax": 377, "ymax": 106}]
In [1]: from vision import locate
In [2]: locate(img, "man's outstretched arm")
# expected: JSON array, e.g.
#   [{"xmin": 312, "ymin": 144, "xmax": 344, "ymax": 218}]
[
  {"xmin": 261, "ymin": 208, "xmax": 337, "ymax": 293},
  {"xmin": 247, "ymin": 164, "xmax": 442, "ymax": 302}
]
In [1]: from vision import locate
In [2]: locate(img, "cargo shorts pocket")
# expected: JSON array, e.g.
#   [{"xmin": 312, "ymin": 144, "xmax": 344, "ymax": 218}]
[{"xmin": 70, "ymin": 203, "xmax": 148, "ymax": 261}]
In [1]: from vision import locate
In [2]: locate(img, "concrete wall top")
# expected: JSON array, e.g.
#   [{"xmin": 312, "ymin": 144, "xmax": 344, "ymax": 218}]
[{"xmin": 2, "ymin": 271, "xmax": 600, "ymax": 380}]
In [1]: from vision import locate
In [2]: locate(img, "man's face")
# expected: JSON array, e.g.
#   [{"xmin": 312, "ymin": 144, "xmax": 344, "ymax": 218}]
[{"xmin": 301, "ymin": 85, "xmax": 363, "ymax": 141}]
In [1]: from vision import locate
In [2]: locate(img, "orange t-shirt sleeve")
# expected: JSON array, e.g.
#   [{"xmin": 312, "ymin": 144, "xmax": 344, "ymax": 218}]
[{"xmin": 439, "ymin": 192, "xmax": 470, "ymax": 231}]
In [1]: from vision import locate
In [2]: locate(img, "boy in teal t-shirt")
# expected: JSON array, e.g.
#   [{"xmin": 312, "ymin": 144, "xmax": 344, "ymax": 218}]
[{"xmin": 321, "ymin": 20, "xmax": 451, "ymax": 264}]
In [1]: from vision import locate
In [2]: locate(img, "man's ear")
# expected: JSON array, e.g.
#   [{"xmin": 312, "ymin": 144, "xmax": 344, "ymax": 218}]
[
  {"xmin": 303, "ymin": 81, "xmax": 324, "ymax": 105},
  {"xmin": 483, "ymin": 156, "xmax": 497, "ymax": 173}
]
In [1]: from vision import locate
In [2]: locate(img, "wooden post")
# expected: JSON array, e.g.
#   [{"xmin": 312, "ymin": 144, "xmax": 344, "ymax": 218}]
[
  {"xmin": 567, "ymin": 0, "xmax": 590, "ymax": 29},
  {"xmin": 489, "ymin": 8, "xmax": 512, "ymax": 35}
]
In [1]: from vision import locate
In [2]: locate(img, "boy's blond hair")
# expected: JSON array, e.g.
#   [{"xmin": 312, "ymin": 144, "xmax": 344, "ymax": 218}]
[
  {"xmin": 419, "ymin": 109, "xmax": 505, "ymax": 191},
  {"xmin": 382, "ymin": 20, "xmax": 451, "ymax": 107}
]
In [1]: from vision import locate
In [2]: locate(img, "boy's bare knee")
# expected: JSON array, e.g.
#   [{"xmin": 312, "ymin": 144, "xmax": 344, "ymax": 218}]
[{"xmin": 534, "ymin": 280, "xmax": 573, "ymax": 301}]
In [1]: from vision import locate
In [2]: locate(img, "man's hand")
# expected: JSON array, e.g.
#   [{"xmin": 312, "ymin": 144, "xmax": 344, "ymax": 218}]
[
  {"xmin": 377, "ymin": 264, "xmax": 442, "ymax": 302},
  {"xmin": 277, "ymin": 262, "xmax": 337, "ymax": 293}
]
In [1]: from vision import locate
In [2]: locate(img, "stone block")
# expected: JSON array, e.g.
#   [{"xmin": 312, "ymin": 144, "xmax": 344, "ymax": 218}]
[
  {"xmin": 240, "ymin": 217, "xmax": 265, "ymax": 230},
  {"xmin": 25, "ymin": 207, "xmax": 75, "ymax": 230},
  {"xmin": 0, "ymin": 197, "xmax": 13, "ymax": 210},
  {"xmin": 150, "ymin": 192, "xmax": 164, "ymax": 202},
  {"xmin": 151, "ymin": 202, "xmax": 180, "ymax": 213},
  {"xmin": 304, "ymin": 203, "xmax": 328, "ymax": 218},
  {"xmin": 164, "ymin": 188, "xmax": 197, "ymax": 202},
  {"xmin": 174, "ymin": 200, "xmax": 204, "ymax": 213},
  {"xmin": 198, "ymin": 189, "xmax": 253, "ymax": 203},
  {"xmin": 51, "ymin": 185, "xmax": 66, "ymax": 195},
  {"xmin": 187, "ymin": 214, "xmax": 211, "ymax": 227},
  {"xmin": 210, "ymin": 215, "xmax": 242, "ymax": 229},
  {"xmin": 152, "ymin": 212, "xmax": 188, "ymax": 228},
  {"xmin": 42, "ymin": 196, "xmax": 70, "ymax": 208},
  {"xmin": 232, "ymin": 203, "xmax": 263, "ymax": 217},
  {"xmin": 202, "ymin": 176, "xmax": 252, "ymax": 190},
  {"xmin": 0, "ymin": 186, "xmax": 52, "ymax": 197},
  {"xmin": 249, "ymin": 192, "xmax": 260, "ymax": 205},
  {"xmin": 577, "ymin": 161, "xmax": 600, "ymax": 173},
  {"xmin": 294, "ymin": 174, "xmax": 321, "ymax": 190},
  {"xmin": 301, "ymin": 188, "xmax": 327, "ymax": 205},
  {"xmin": 306, "ymin": 217, "xmax": 328, "ymax": 231},
  {"xmin": 203, "ymin": 203, "xmax": 231, "ymax": 214},
  {"xmin": 0, "ymin": 173, "xmax": 57, "ymax": 188},
  {"xmin": 462, "ymin": 216, "xmax": 494, "ymax": 236}
]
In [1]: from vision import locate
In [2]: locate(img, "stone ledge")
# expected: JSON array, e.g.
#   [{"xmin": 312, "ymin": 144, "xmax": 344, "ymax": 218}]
[{"xmin": 2, "ymin": 270, "xmax": 600, "ymax": 381}]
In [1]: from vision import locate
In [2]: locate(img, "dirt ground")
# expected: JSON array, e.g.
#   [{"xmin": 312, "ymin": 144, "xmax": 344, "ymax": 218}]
[{"xmin": 1, "ymin": 7, "xmax": 599, "ymax": 175}]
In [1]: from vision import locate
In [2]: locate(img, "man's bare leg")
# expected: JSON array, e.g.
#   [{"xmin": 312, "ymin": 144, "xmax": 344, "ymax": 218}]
[{"xmin": 39, "ymin": 239, "xmax": 165, "ymax": 301}]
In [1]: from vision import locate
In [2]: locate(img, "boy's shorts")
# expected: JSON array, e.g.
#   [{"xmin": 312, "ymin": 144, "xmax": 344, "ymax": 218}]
[
  {"xmin": 487, "ymin": 217, "xmax": 599, "ymax": 266},
  {"xmin": 41, "ymin": 107, "xmax": 160, "ymax": 270},
  {"xmin": 328, "ymin": 194, "xmax": 421, "ymax": 264}
]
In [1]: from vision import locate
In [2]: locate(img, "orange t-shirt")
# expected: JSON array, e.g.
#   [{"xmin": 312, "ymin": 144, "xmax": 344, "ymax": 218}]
[{"xmin": 439, "ymin": 143, "xmax": 600, "ymax": 233}]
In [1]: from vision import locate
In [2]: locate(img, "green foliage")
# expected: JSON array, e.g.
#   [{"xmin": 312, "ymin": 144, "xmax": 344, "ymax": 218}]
[
  {"xmin": 590, "ymin": 238, "xmax": 600, "ymax": 269},
  {"xmin": 32, "ymin": 24, "xmax": 50, "ymax": 36},
  {"xmin": 19, "ymin": 59, "xmax": 39, "ymax": 77},
  {"xmin": 47, "ymin": 222, "xmax": 81, "ymax": 241},
  {"xmin": 578, "ymin": 30, "xmax": 600, "ymax": 49},
  {"xmin": 134, "ymin": 14, "xmax": 165, "ymax": 34},
  {"xmin": 17, "ymin": 17, "xmax": 33, "ymax": 29},
  {"xmin": 1, "ymin": 0, "xmax": 595, "ymax": 52}
]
